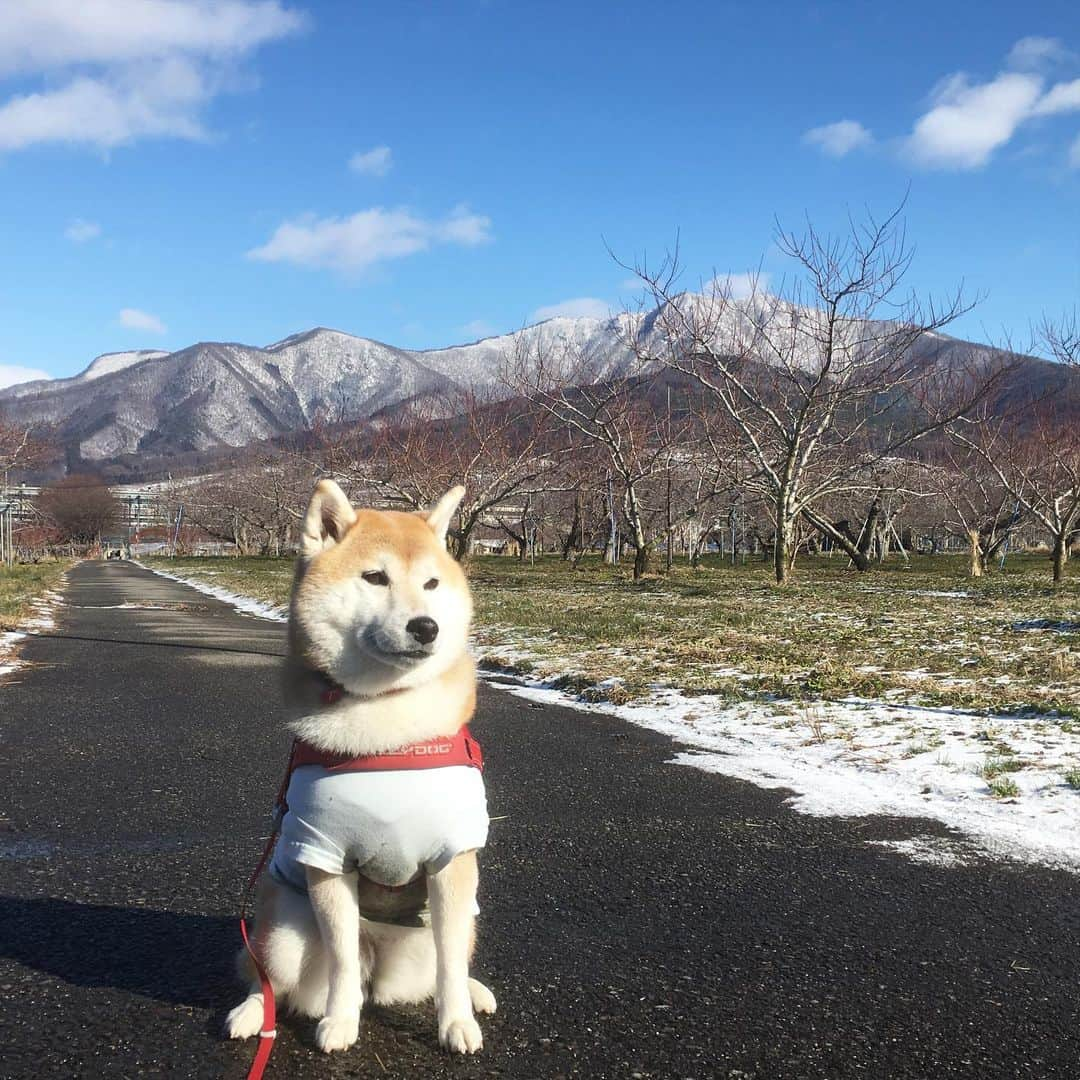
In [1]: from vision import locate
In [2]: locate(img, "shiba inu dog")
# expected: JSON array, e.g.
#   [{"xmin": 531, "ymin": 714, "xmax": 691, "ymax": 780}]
[{"xmin": 225, "ymin": 479, "xmax": 494, "ymax": 1056}]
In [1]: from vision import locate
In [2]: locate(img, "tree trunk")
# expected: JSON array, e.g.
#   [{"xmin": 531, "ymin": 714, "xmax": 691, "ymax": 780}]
[
  {"xmin": 518, "ymin": 496, "xmax": 530, "ymax": 563},
  {"xmin": 968, "ymin": 529, "xmax": 985, "ymax": 578},
  {"xmin": 773, "ymin": 514, "xmax": 792, "ymax": 585},
  {"xmin": 604, "ymin": 475, "xmax": 617, "ymax": 564},
  {"xmin": 562, "ymin": 490, "xmax": 583, "ymax": 562},
  {"xmin": 628, "ymin": 513, "xmax": 650, "ymax": 580},
  {"xmin": 633, "ymin": 542, "xmax": 650, "ymax": 580},
  {"xmin": 689, "ymin": 527, "xmax": 708, "ymax": 568},
  {"xmin": 800, "ymin": 507, "xmax": 872, "ymax": 572},
  {"xmin": 664, "ymin": 469, "xmax": 673, "ymax": 573},
  {"xmin": 450, "ymin": 529, "xmax": 471, "ymax": 562},
  {"xmin": 857, "ymin": 495, "xmax": 882, "ymax": 561},
  {"xmin": 877, "ymin": 518, "xmax": 892, "ymax": 563},
  {"xmin": 623, "ymin": 482, "xmax": 650, "ymax": 580},
  {"xmin": 1052, "ymin": 532, "xmax": 1068, "ymax": 583}
]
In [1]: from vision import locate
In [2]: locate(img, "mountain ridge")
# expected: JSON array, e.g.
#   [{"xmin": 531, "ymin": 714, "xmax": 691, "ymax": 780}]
[{"xmin": 0, "ymin": 299, "xmax": 1047, "ymax": 475}]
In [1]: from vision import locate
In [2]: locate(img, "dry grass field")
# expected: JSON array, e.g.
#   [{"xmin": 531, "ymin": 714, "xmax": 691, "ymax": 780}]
[
  {"xmin": 143, "ymin": 552, "xmax": 1079, "ymax": 720},
  {"xmin": 0, "ymin": 561, "xmax": 71, "ymax": 632}
]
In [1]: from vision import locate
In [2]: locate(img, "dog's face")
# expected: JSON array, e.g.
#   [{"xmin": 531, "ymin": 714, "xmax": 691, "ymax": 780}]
[{"xmin": 291, "ymin": 480, "xmax": 472, "ymax": 692}]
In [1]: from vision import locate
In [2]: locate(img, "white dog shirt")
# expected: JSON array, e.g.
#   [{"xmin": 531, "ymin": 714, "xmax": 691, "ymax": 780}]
[{"xmin": 269, "ymin": 762, "xmax": 489, "ymax": 892}]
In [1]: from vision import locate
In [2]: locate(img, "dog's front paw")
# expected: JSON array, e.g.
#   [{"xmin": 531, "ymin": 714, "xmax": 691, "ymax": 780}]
[
  {"xmin": 316, "ymin": 1012, "xmax": 360, "ymax": 1053},
  {"xmin": 468, "ymin": 978, "xmax": 497, "ymax": 1015},
  {"xmin": 225, "ymin": 995, "xmax": 264, "ymax": 1040},
  {"xmin": 440, "ymin": 1015, "xmax": 483, "ymax": 1054}
]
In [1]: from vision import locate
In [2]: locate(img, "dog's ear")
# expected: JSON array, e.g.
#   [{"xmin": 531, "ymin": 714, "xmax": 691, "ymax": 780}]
[
  {"xmin": 423, "ymin": 485, "xmax": 465, "ymax": 544},
  {"xmin": 300, "ymin": 479, "xmax": 357, "ymax": 557}
]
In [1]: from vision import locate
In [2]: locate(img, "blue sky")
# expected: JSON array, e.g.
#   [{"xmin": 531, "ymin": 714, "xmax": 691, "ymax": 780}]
[{"xmin": 1, "ymin": 0, "xmax": 1078, "ymax": 386}]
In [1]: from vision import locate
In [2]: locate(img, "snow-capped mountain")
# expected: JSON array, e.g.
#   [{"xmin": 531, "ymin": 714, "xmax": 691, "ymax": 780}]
[
  {"xmin": 417, "ymin": 313, "xmax": 639, "ymax": 387},
  {"xmin": 0, "ymin": 297, "xmax": 1016, "ymax": 467},
  {"xmin": 0, "ymin": 330, "xmax": 463, "ymax": 461},
  {"xmin": 0, "ymin": 314, "xmax": 646, "ymax": 463},
  {"xmin": 77, "ymin": 349, "xmax": 171, "ymax": 383}
]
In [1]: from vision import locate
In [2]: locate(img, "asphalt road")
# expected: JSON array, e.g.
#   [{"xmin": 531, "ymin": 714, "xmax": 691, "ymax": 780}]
[{"xmin": 1, "ymin": 560, "xmax": 1078, "ymax": 1079}]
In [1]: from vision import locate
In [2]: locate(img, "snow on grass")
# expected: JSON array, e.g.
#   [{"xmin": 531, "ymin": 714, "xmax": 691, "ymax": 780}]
[
  {"xmin": 0, "ymin": 630, "xmax": 25, "ymax": 677},
  {"xmin": 487, "ymin": 672, "xmax": 1080, "ymax": 871},
  {"xmin": 0, "ymin": 590, "xmax": 61, "ymax": 678},
  {"xmin": 136, "ymin": 562, "xmax": 287, "ymax": 622}
]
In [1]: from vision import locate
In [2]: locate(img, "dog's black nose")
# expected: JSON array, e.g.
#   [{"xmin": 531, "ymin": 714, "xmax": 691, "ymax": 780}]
[{"xmin": 406, "ymin": 616, "xmax": 439, "ymax": 645}]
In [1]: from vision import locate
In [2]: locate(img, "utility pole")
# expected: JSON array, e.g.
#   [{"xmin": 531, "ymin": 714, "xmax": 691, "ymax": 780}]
[
  {"xmin": 133, "ymin": 493, "xmax": 142, "ymax": 552},
  {"xmin": 1, "ymin": 502, "xmax": 13, "ymax": 566},
  {"xmin": 605, "ymin": 473, "xmax": 617, "ymax": 565},
  {"xmin": 665, "ymin": 464, "xmax": 673, "ymax": 572},
  {"xmin": 0, "ymin": 468, "xmax": 8, "ymax": 566},
  {"xmin": 730, "ymin": 500, "xmax": 737, "ymax": 567},
  {"xmin": 172, "ymin": 504, "xmax": 184, "ymax": 556}
]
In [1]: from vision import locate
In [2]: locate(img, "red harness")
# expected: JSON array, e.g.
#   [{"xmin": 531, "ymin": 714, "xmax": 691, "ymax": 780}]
[
  {"xmin": 239, "ymin": 726, "xmax": 483, "ymax": 1080},
  {"xmin": 283, "ymin": 726, "xmax": 483, "ymax": 784}
]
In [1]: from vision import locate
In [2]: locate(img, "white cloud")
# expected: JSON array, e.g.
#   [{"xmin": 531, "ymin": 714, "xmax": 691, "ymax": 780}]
[
  {"xmin": 119, "ymin": 307, "xmax": 167, "ymax": 334},
  {"xmin": 0, "ymin": 0, "xmax": 305, "ymax": 74},
  {"xmin": 905, "ymin": 71, "xmax": 1044, "ymax": 168},
  {"xmin": 64, "ymin": 219, "xmax": 102, "ymax": 243},
  {"xmin": 802, "ymin": 119, "xmax": 873, "ymax": 157},
  {"xmin": 812, "ymin": 40, "xmax": 1080, "ymax": 172},
  {"xmin": 349, "ymin": 145, "xmax": 392, "ymax": 176},
  {"xmin": 0, "ymin": 363, "xmax": 51, "ymax": 389},
  {"xmin": 437, "ymin": 206, "xmax": 492, "ymax": 245},
  {"xmin": 461, "ymin": 319, "xmax": 496, "ymax": 339},
  {"xmin": 904, "ymin": 64, "xmax": 1080, "ymax": 169},
  {"xmin": 1031, "ymin": 77, "xmax": 1080, "ymax": 115},
  {"xmin": 1007, "ymin": 36, "xmax": 1071, "ymax": 72},
  {"xmin": 0, "ymin": 1, "xmax": 304, "ymax": 151},
  {"xmin": 0, "ymin": 60, "xmax": 208, "ymax": 150},
  {"xmin": 529, "ymin": 298, "xmax": 611, "ymax": 322},
  {"xmin": 247, "ymin": 205, "xmax": 493, "ymax": 273}
]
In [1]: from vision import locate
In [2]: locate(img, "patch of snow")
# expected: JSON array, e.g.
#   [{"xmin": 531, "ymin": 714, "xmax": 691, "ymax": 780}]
[
  {"xmin": 76, "ymin": 350, "xmax": 169, "ymax": 382},
  {"xmin": 0, "ymin": 630, "xmax": 26, "ymax": 677},
  {"xmin": 0, "ymin": 591, "xmax": 60, "ymax": 678},
  {"xmin": 487, "ymin": 676, "xmax": 1080, "ymax": 873},
  {"xmin": 136, "ymin": 563, "xmax": 287, "ymax": 622},
  {"xmin": 868, "ymin": 836, "xmax": 978, "ymax": 868}
]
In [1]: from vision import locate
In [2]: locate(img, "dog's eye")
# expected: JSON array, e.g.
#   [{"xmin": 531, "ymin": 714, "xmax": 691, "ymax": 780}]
[
  {"xmin": 362, "ymin": 570, "xmax": 390, "ymax": 587},
  {"xmin": 423, "ymin": 577, "xmax": 439, "ymax": 591}
]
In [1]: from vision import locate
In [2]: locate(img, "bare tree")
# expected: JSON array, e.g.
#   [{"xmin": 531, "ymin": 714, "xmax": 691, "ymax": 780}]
[
  {"xmin": 509, "ymin": 338, "xmax": 693, "ymax": 579},
  {"xmin": 37, "ymin": 474, "xmax": 122, "ymax": 545},
  {"xmin": 952, "ymin": 319, "xmax": 1080, "ymax": 582},
  {"xmin": 0, "ymin": 413, "xmax": 50, "ymax": 483},
  {"xmin": 329, "ymin": 387, "xmax": 554, "ymax": 561},
  {"xmin": 179, "ymin": 452, "xmax": 317, "ymax": 555},
  {"xmin": 1041, "ymin": 309, "xmax": 1080, "ymax": 366},
  {"xmin": 933, "ymin": 443, "xmax": 1021, "ymax": 576},
  {"xmin": 631, "ymin": 206, "xmax": 1003, "ymax": 583}
]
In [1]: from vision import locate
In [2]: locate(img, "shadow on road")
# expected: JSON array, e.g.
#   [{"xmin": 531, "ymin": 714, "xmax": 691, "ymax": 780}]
[{"xmin": 0, "ymin": 895, "xmax": 235, "ymax": 1008}]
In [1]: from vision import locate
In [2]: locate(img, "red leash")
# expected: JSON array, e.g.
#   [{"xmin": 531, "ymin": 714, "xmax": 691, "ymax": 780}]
[
  {"xmin": 239, "ymin": 829, "xmax": 279, "ymax": 1080},
  {"xmin": 237, "ymin": 727, "xmax": 483, "ymax": 1078}
]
